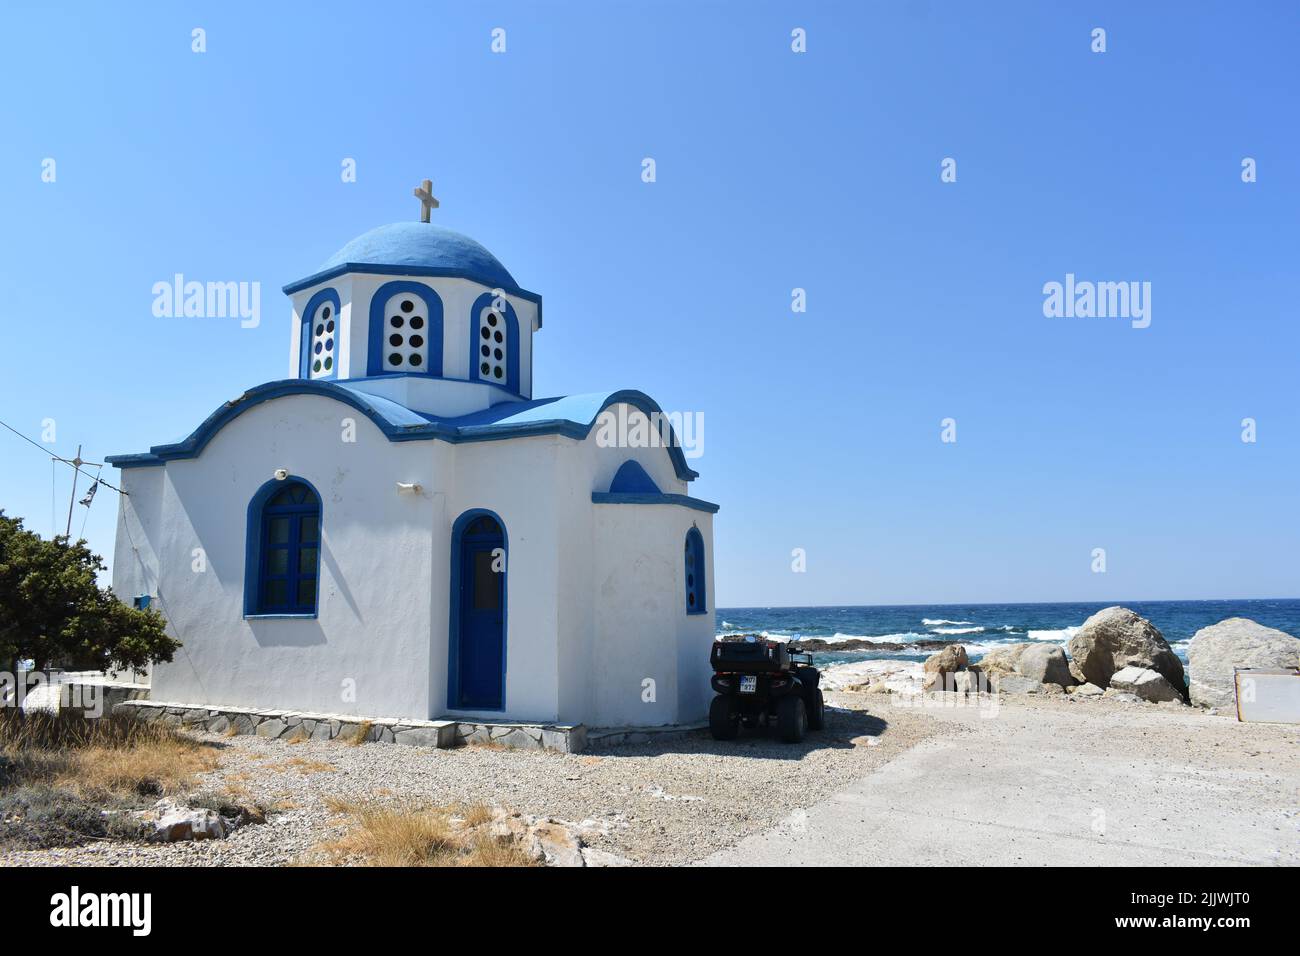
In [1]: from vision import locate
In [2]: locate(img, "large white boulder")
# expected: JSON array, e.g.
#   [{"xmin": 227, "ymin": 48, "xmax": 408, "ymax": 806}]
[
  {"xmin": 1017, "ymin": 644, "xmax": 1074, "ymax": 688},
  {"xmin": 922, "ymin": 645, "xmax": 969, "ymax": 691},
  {"xmin": 1187, "ymin": 618, "xmax": 1300, "ymax": 710},
  {"xmin": 1109, "ymin": 666, "xmax": 1184, "ymax": 704},
  {"xmin": 1067, "ymin": 607, "xmax": 1185, "ymax": 694},
  {"xmin": 973, "ymin": 642, "xmax": 1074, "ymax": 693}
]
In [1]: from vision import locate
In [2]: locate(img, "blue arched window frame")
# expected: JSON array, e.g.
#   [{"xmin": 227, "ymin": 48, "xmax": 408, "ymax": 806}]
[
  {"xmin": 468, "ymin": 291, "xmax": 520, "ymax": 395},
  {"xmin": 244, "ymin": 477, "xmax": 323, "ymax": 618},
  {"xmin": 367, "ymin": 281, "xmax": 444, "ymax": 377},
  {"xmin": 299, "ymin": 288, "xmax": 341, "ymax": 380},
  {"xmin": 685, "ymin": 526, "xmax": 706, "ymax": 615}
]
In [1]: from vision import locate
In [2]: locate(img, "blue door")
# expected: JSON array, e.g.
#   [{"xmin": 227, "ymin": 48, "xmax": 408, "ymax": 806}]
[{"xmin": 455, "ymin": 515, "xmax": 505, "ymax": 709}]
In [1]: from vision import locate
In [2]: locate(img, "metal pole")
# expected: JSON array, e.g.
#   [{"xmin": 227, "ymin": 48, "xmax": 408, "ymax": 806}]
[{"xmin": 64, "ymin": 443, "xmax": 82, "ymax": 539}]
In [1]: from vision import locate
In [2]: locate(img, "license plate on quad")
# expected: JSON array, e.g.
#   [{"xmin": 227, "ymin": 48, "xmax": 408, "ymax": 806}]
[{"xmin": 739, "ymin": 675, "xmax": 757, "ymax": 694}]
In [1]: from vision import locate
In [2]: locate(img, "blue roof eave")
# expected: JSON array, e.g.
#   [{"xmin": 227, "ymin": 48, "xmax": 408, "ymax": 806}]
[{"xmin": 104, "ymin": 380, "xmax": 699, "ymax": 482}]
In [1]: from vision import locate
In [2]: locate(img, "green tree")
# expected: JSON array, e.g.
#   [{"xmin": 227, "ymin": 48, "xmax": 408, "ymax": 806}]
[{"xmin": 0, "ymin": 511, "xmax": 179, "ymax": 682}]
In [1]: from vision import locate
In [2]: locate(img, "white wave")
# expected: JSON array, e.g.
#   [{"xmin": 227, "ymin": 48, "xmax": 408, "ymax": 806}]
[
  {"xmin": 922, "ymin": 618, "xmax": 974, "ymax": 626},
  {"xmin": 750, "ymin": 631, "xmax": 943, "ymax": 646},
  {"xmin": 931, "ymin": 626, "xmax": 985, "ymax": 635},
  {"xmin": 1026, "ymin": 626, "xmax": 1081, "ymax": 643}
]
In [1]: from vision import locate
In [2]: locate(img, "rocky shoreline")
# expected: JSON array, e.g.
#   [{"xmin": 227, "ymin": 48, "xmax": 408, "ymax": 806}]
[{"xmin": 823, "ymin": 606, "xmax": 1299, "ymax": 711}]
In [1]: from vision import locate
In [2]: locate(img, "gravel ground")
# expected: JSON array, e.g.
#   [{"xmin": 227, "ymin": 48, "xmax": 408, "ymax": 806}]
[{"xmin": 0, "ymin": 693, "xmax": 947, "ymax": 866}]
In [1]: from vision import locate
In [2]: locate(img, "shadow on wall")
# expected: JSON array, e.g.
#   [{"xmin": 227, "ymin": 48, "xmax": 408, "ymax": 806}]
[{"xmin": 248, "ymin": 617, "xmax": 327, "ymax": 648}]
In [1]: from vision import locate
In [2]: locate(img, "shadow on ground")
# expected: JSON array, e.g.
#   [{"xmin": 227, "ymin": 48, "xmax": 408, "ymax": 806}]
[{"xmin": 587, "ymin": 705, "xmax": 887, "ymax": 761}]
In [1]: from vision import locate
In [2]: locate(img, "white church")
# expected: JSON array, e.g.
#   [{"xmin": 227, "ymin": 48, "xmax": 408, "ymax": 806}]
[{"xmin": 108, "ymin": 189, "xmax": 718, "ymax": 732}]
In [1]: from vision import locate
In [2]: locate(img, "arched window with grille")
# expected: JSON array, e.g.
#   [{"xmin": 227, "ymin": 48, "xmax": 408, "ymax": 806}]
[
  {"xmin": 468, "ymin": 291, "xmax": 520, "ymax": 394},
  {"xmin": 300, "ymin": 288, "xmax": 340, "ymax": 380},
  {"xmin": 367, "ymin": 281, "xmax": 443, "ymax": 377},
  {"xmin": 685, "ymin": 527, "xmax": 706, "ymax": 615},
  {"xmin": 245, "ymin": 478, "xmax": 322, "ymax": 616}
]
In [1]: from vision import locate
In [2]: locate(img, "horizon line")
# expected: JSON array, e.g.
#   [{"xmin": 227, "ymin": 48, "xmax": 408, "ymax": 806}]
[{"xmin": 716, "ymin": 597, "xmax": 1300, "ymax": 611}]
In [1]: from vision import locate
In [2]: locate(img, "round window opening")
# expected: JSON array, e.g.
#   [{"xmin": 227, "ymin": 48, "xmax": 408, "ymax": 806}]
[
  {"xmin": 390, "ymin": 316, "xmax": 404, "ymax": 328},
  {"xmin": 389, "ymin": 334, "xmax": 403, "ymax": 347},
  {"xmin": 389, "ymin": 353, "xmax": 403, "ymax": 366},
  {"xmin": 400, "ymin": 299, "xmax": 414, "ymax": 313}
]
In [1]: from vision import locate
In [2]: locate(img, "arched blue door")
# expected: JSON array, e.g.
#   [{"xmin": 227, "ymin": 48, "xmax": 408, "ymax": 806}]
[{"xmin": 453, "ymin": 514, "xmax": 506, "ymax": 709}]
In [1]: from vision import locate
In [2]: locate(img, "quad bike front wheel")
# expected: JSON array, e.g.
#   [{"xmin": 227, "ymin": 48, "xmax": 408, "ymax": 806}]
[{"xmin": 806, "ymin": 687, "xmax": 825, "ymax": 730}]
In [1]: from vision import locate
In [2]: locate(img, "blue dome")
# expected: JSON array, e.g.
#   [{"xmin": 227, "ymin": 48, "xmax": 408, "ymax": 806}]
[{"xmin": 284, "ymin": 222, "xmax": 519, "ymax": 294}]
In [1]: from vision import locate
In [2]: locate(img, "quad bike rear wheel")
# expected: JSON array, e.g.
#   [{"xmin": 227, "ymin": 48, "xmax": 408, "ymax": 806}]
[
  {"xmin": 709, "ymin": 695, "xmax": 740, "ymax": 740},
  {"xmin": 777, "ymin": 695, "xmax": 807, "ymax": 743}
]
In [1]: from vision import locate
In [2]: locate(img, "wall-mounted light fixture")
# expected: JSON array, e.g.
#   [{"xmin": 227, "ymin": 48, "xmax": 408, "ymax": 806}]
[{"xmin": 396, "ymin": 482, "xmax": 423, "ymax": 494}]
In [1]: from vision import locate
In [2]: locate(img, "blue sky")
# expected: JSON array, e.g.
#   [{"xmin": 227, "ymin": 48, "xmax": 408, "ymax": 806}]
[{"xmin": 0, "ymin": 1, "xmax": 1296, "ymax": 606}]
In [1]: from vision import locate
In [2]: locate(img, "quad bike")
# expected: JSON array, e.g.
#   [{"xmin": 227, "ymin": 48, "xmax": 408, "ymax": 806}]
[{"xmin": 708, "ymin": 636, "xmax": 824, "ymax": 743}]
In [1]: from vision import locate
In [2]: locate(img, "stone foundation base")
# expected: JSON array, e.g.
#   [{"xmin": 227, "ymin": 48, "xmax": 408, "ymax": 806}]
[
  {"xmin": 450, "ymin": 720, "xmax": 586, "ymax": 753},
  {"xmin": 113, "ymin": 700, "xmax": 586, "ymax": 752},
  {"xmin": 585, "ymin": 721, "xmax": 708, "ymax": 750}
]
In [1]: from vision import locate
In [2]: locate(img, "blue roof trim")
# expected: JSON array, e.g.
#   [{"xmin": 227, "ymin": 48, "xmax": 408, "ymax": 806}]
[
  {"xmin": 283, "ymin": 263, "xmax": 542, "ymax": 307},
  {"xmin": 105, "ymin": 380, "xmax": 701, "ymax": 481},
  {"xmin": 281, "ymin": 223, "xmax": 542, "ymax": 327},
  {"xmin": 591, "ymin": 492, "xmax": 719, "ymax": 514}
]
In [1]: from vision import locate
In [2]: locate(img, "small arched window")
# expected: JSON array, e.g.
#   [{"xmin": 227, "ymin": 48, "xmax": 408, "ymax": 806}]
[
  {"xmin": 685, "ymin": 527, "xmax": 706, "ymax": 615},
  {"xmin": 469, "ymin": 292, "xmax": 520, "ymax": 394},
  {"xmin": 367, "ymin": 282, "xmax": 443, "ymax": 376},
  {"xmin": 300, "ymin": 289, "xmax": 340, "ymax": 380},
  {"xmin": 254, "ymin": 480, "xmax": 321, "ymax": 614}
]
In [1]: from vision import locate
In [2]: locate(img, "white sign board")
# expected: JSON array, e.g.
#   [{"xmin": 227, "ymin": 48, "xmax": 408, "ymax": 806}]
[{"xmin": 1235, "ymin": 668, "xmax": 1300, "ymax": 724}]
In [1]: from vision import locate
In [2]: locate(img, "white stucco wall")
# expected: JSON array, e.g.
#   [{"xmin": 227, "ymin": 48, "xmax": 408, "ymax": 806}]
[
  {"xmin": 111, "ymin": 395, "xmax": 714, "ymax": 729},
  {"xmin": 114, "ymin": 395, "xmax": 446, "ymax": 718},
  {"xmin": 551, "ymin": 405, "xmax": 715, "ymax": 727}
]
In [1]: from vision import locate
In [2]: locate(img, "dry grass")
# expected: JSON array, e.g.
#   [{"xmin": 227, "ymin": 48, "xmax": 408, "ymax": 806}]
[
  {"xmin": 0, "ymin": 709, "xmax": 217, "ymax": 799},
  {"xmin": 62, "ymin": 739, "xmax": 217, "ymax": 798},
  {"xmin": 319, "ymin": 799, "xmax": 536, "ymax": 867},
  {"xmin": 345, "ymin": 721, "xmax": 373, "ymax": 747},
  {"xmin": 267, "ymin": 757, "xmax": 334, "ymax": 776}
]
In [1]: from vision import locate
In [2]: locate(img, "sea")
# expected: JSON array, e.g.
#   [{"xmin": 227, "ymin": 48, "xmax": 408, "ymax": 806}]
[{"xmin": 716, "ymin": 599, "xmax": 1300, "ymax": 668}]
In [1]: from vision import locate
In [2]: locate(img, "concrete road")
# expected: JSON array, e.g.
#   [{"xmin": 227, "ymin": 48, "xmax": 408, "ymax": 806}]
[{"xmin": 699, "ymin": 695, "xmax": 1299, "ymax": 866}]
